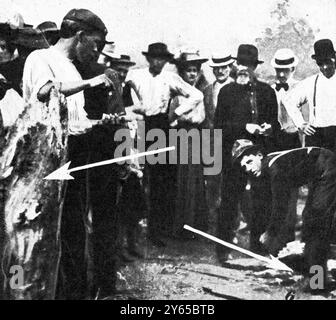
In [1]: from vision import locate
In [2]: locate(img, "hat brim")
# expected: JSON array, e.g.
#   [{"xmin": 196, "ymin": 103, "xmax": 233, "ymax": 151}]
[
  {"xmin": 142, "ymin": 51, "xmax": 174, "ymax": 59},
  {"xmin": 233, "ymin": 145, "xmax": 261, "ymax": 163},
  {"xmin": 271, "ymin": 57, "xmax": 298, "ymax": 69},
  {"xmin": 173, "ymin": 58, "xmax": 209, "ymax": 65},
  {"xmin": 110, "ymin": 59, "xmax": 136, "ymax": 66},
  {"xmin": 209, "ymin": 58, "xmax": 235, "ymax": 68},
  {"xmin": 311, "ymin": 52, "xmax": 336, "ymax": 60},
  {"xmin": 233, "ymin": 57, "xmax": 264, "ymax": 65}
]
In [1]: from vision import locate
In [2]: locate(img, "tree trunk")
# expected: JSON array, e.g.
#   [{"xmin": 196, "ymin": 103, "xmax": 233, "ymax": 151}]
[{"xmin": 0, "ymin": 89, "xmax": 68, "ymax": 299}]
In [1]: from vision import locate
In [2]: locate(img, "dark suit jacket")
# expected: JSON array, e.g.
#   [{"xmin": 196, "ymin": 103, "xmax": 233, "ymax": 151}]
[
  {"xmin": 74, "ymin": 61, "xmax": 125, "ymax": 119},
  {"xmin": 262, "ymin": 147, "xmax": 336, "ymax": 237},
  {"xmin": 214, "ymin": 80, "xmax": 280, "ymax": 156}
]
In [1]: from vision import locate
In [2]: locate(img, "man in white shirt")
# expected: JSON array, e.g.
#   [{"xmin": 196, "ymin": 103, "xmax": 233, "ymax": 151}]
[
  {"xmin": 271, "ymin": 48, "xmax": 301, "ymax": 151},
  {"xmin": 270, "ymin": 48, "xmax": 302, "ymax": 246},
  {"xmin": 284, "ymin": 39, "xmax": 336, "ymax": 152},
  {"xmin": 23, "ymin": 8, "xmax": 116, "ymax": 299},
  {"xmin": 126, "ymin": 42, "xmax": 203, "ymax": 247}
]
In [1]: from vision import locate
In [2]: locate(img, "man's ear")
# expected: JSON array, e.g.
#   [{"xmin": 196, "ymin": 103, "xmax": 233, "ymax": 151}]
[
  {"xmin": 257, "ymin": 151, "xmax": 263, "ymax": 159},
  {"xmin": 76, "ymin": 30, "xmax": 86, "ymax": 43}
]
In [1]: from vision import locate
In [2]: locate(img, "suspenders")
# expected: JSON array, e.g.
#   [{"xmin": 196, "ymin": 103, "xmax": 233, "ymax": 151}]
[{"xmin": 313, "ymin": 74, "xmax": 319, "ymax": 118}]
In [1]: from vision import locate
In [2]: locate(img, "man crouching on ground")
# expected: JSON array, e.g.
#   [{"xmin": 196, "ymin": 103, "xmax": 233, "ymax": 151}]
[{"xmin": 232, "ymin": 139, "xmax": 336, "ymax": 290}]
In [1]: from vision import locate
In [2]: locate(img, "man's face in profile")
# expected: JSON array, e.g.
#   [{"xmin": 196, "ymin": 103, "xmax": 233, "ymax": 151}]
[
  {"xmin": 240, "ymin": 152, "xmax": 263, "ymax": 177},
  {"xmin": 76, "ymin": 31, "xmax": 105, "ymax": 64}
]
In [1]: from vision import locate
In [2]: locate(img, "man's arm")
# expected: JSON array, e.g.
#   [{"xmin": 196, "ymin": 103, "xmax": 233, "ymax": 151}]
[
  {"xmin": 263, "ymin": 85, "xmax": 281, "ymax": 136},
  {"xmin": 268, "ymin": 173, "xmax": 291, "ymax": 236},
  {"xmin": 23, "ymin": 51, "xmax": 114, "ymax": 103},
  {"xmin": 283, "ymin": 80, "xmax": 309, "ymax": 131},
  {"xmin": 37, "ymin": 74, "xmax": 114, "ymax": 102},
  {"xmin": 169, "ymin": 73, "xmax": 203, "ymax": 117}
]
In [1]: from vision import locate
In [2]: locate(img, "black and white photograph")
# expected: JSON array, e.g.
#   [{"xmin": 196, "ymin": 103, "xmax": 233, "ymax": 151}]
[{"xmin": 1, "ymin": 0, "xmax": 336, "ymax": 303}]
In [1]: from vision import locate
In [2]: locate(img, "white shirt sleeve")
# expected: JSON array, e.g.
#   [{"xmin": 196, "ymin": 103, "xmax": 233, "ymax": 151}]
[
  {"xmin": 283, "ymin": 79, "xmax": 309, "ymax": 129},
  {"xmin": 0, "ymin": 89, "xmax": 24, "ymax": 127},
  {"xmin": 168, "ymin": 73, "xmax": 203, "ymax": 116},
  {"xmin": 22, "ymin": 50, "xmax": 56, "ymax": 104}
]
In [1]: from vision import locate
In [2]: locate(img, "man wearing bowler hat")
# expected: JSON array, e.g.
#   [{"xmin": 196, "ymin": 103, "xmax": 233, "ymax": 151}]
[
  {"xmin": 284, "ymin": 39, "xmax": 336, "ymax": 152},
  {"xmin": 214, "ymin": 44, "xmax": 280, "ymax": 264},
  {"xmin": 126, "ymin": 42, "xmax": 203, "ymax": 247}
]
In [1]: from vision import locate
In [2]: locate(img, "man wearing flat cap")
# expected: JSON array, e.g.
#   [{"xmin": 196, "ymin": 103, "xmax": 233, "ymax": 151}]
[
  {"xmin": 233, "ymin": 139, "xmax": 336, "ymax": 292},
  {"xmin": 23, "ymin": 8, "xmax": 119, "ymax": 300},
  {"xmin": 284, "ymin": 39, "xmax": 336, "ymax": 153},
  {"xmin": 214, "ymin": 44, "xmax": 280, "ymax": 264},
  {"xmin": 126, "ymin": 42, "xmax": 203, "ymax": 247}
]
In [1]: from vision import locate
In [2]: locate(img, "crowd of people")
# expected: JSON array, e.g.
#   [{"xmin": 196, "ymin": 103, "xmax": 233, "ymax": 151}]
[{"xmin": 0, "ymin": 7, "xmax": 336, "ymax": 299}]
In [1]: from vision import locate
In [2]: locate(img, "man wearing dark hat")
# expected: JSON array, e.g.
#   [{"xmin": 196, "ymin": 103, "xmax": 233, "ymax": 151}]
[
  {"xmin": 36, "ymin": 21, "xmax": 60, "ymax": 46},
  {"xmin": 284, "ymin": 39, "xmax": 336, "ymax": 152},
  {"xmin": 233, "ymin": 139, "xmax": 336, "ymax": 292},
  {"xmin": 126, "ymin": 42, "xmax": 203, "ymax": 247},
  {"xmin": 23, "ymin": 8, "xmax": 120, "ymax": 299},
  {"xmin": 214, "ymin": 44, "xmax": 280, "ymax": 264},
  {"xmin": 99, "ymin": 48, "xmax": 147, "ymax": 261}
]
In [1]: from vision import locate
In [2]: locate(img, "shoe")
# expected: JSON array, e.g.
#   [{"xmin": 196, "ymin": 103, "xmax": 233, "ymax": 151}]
[{"xmin": 148, "ymin": 235, "xmax": 166, "ymax": 247}]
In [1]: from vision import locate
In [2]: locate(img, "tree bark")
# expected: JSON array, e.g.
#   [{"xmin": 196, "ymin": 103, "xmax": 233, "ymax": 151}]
[{"xmin": 0, "ymin": 89, "xmax": 68, "ymax": 299}]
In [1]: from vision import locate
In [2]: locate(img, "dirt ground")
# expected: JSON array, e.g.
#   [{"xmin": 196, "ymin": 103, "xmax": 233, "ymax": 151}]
[{"xmin": 112, "ymin": 190, "xmax": 336, "ymax": 301}]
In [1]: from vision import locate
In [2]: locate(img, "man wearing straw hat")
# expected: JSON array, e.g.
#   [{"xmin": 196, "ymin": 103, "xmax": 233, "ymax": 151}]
[
  {"xmin": 270, "ymin": 48, "xmax": 302, "ymax": 246},
  {"xmin": 204, "ymin": 52, "xmax": 235, "ymax": 127}
]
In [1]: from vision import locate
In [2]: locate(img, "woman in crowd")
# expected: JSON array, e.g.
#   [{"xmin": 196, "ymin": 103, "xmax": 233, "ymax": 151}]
[{"xmin": 170, "ymin": 50, "xmax": 209, "ymax": 238}]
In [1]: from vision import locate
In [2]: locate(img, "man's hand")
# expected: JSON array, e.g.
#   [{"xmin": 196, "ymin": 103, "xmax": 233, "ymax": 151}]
[
  {"xmin": 259, "ymin": 123, "xmax": 272, "ymax": 136},
  {"xmin": 246, "ymin": 123, "xmax": 262, "ymax": 135},
  {"xmin": 300, "ymin": 123, "xmax": 316, "ymax": 136},
  {"xmin": 89, "ymin": 74, "xmax": 115, "ymax": 89},
  {"xmin": 260, "ymin": 231, "xmax": 284, "ymax": 256}
]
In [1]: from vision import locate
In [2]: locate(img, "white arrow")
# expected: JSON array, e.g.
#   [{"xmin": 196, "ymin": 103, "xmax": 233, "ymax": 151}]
[
  {"xmin": 183, "ymin": 225, "xmax": 293, "ymax": 272},
  {"xmin": 44, "ymin": 146, "xmax": 175, "ymax": 180}
]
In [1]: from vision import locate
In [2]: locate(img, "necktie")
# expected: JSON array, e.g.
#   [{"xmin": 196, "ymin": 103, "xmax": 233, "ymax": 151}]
[{"xmin": 275, "ymin": 83, "xmax": 289, "ymax": 91}]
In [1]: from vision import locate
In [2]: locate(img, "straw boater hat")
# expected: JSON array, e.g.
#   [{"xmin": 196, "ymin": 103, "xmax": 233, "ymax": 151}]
[
  {"xmin": 209, "ymin": 52, "xmax": 235, "ymax": 68},
  {"xmin": 101, "ymin": 49, "xmax": 136, "ymax": 66},
  {"xmin": 271, "ymin": 48, "xmax": 298, "ymax": 69},
  {"xmin": 174, "ymin": 50, "xmax": 208, "ymax": 66}
]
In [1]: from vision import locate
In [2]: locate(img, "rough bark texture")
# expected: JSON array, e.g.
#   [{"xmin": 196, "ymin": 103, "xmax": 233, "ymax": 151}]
[{"xmin": 0, "ymin": 89, "xmax": 67, "ymax": 299}]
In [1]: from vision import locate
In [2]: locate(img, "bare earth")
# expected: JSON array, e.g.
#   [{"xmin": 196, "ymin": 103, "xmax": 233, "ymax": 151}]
[{"xmin": 113, "ymin": 193, "xmax": 336, "ymax": 301}]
